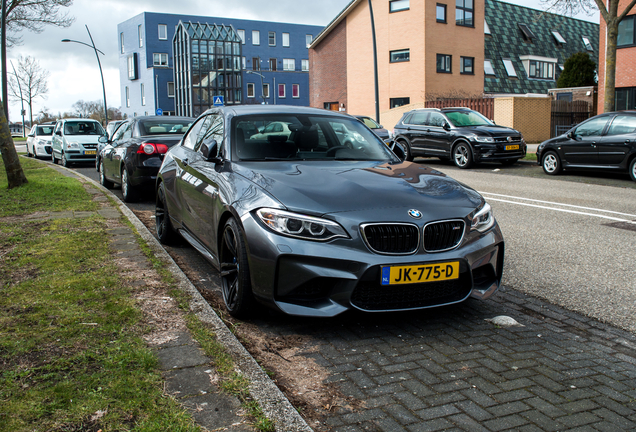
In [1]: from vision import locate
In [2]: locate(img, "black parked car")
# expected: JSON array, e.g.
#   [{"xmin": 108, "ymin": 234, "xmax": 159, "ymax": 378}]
[
  {"xmin": 537, "ymin": 111, "xmax": 636, "ymax": 182},
  {"xmin": 392, "ymin": 108, "xmax": 526, "ymax": 168},
  {"xmin": 155, "ymin": 105, "xmax": 504, "ymax": 318},
  {"xmin": 354, "ymin": 115, "xmax": 391, "ymax": 142},
  {"xmin": 98, "ymin": 116, "xmax": 194, "ymax": 202}
]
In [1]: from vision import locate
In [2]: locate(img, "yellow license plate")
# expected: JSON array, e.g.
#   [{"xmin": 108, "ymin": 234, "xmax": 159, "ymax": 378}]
[
  {"xmin": 381, "ymin": 261, "xmax": 460, "ymax": 286},
  {"xmin": 505, "ymin": 145, "xmax": 519, "ymax": 151},
  {"xmin": 84, "ymin": 150, "xmax": 96, "ymax": 155}
]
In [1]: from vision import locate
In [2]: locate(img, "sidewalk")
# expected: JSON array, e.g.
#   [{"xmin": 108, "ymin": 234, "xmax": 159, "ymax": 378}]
[{"xmin": 47, "ymin": 164, "xmax": 311, "ymax": 432}]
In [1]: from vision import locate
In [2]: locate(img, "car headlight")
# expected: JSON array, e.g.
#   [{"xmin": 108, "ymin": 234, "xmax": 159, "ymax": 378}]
[
  {"xmin": 256, "ymin": 208, "xmax": 350, "ymax": 242},
  {"xmin": 67, "ymin": 142, "xmax": 80, "ymax": 149},
  {"xmin": 472, "ymin": 135, "xmax": 494, "ymax": 143},
  {"xmin": 471, "ymin": 202, "xmax": 495, "ymax": 233}
]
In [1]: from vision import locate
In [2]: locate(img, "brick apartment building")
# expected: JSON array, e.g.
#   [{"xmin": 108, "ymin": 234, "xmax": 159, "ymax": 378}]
[{"xmin": 598, "ymin": 0, "xmax": 636, "ymax": 112}]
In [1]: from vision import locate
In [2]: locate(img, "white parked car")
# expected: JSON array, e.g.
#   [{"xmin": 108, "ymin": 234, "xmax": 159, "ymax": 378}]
[
  {"xmin": 26, "ymin": 123, "xmax": 55, "ymax": 159},
  {"xmin": 51, "ymin": 118, "xmax": 106, "ymax": 167}
]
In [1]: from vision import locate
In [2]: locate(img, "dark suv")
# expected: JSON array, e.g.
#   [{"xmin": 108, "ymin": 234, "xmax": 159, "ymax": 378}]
[{"xmin": 392, "ymin": 108, "xmax": 526, "ymax": 168}]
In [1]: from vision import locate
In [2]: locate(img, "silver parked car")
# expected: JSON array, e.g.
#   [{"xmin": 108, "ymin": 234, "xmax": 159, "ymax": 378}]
[
  {"xmin": 26, "ymin": 123, "xmax": 55, "ymax": 159},
  {"xmin": 51, "ymin": 118, "xmax": 106, "ymax": 167}
]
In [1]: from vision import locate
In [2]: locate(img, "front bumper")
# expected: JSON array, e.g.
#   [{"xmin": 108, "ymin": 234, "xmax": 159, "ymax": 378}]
[
  {"xmin": 34, "ymin": 144, "xmax": 52, "ymax": 157},
  {"xmin": 241, "ymin": 214, "xmax": 504, "ymax": 317},
  {"xmin": 474, "ymin": 142, "xmax": 527, "ymax": 162}
]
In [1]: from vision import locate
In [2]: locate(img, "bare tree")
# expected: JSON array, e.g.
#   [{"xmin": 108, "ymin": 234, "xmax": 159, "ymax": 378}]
[
  {"xmin": 9, "ymin": 55, "xmax": 48, "ymax": 126},
  {"xmin": 3, "ymin": 0, "xmax": 74, "ymax": 47},
  {"xmin": 541, "ymin": 0, "xmax": 636, "ymax": 112}
]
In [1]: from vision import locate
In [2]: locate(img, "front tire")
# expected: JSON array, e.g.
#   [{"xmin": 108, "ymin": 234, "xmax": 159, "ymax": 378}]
[
  {"xmin": 542, "ymin": 151, "xmax": 561, "ymax": 175},
  {"xmin": 629, "ymin": 158, "xmax": 636, "ymax": 182},
  {"xmin": 398, "ymin": 140, "xmax": 413, "ymax": 161},
  {"xmin": 155, "ymin": 182, "xmax": 177, "ymax": 244},
  {"xmin": 52, "ymin": 151, "xmax": 59, "ymax": 164},
  {"xmin": 220, "ymin": 218, "xmax": 255, "ymax": 319},
  {"xmin": 61, "ymin": 152, "xmax": 72, "ymax": 168},
  {"xmin": 453, "ymin": 142, "xmax": 473, "ymax": 169},
  {"xmin": 121, "ymin": 167, "xmax": 138, "ymax": 203}
]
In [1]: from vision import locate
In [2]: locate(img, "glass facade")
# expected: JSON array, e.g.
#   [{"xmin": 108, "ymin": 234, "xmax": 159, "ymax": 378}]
[{"xmin": 173, "ymin": 21, "xmax": 243, "ymax": 117}]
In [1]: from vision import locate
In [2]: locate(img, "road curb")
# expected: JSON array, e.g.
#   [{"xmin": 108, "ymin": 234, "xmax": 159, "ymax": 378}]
[{"xmin": 42, "ymin": 159, "xmax": 313, "ymax": 432}]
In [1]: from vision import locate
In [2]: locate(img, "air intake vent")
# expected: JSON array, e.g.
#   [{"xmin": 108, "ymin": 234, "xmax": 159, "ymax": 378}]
[
  {"xmin": 362, "ymin": 224, "xmax": 419, "ymax": 255},
  {"xmin": 424, "ymin": 220, "xmax": 465, "ymax": 252}
]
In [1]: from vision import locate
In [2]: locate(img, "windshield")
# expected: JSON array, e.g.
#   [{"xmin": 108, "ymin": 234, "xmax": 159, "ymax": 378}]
[
  {"xmin": 139, "ymin": 120, "xmax": 192, "ymax": 135},
  {"xmin": 64, "ymin": 121, "xmax": 105, "ymax": 136},
  {"xmin": 233, "ymin": 114, "xmax": 397, "ymax": 162},
  {"xmin": 445, "ymin": 110, "xmax": 494, "ymax": 127},
  {"xmin": 37, "ymin": 126, "xmax": 54, "ymax": 136}
]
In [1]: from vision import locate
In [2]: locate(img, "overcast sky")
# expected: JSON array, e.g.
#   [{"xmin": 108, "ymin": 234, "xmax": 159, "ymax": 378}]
[{"xmin": 6, "ymin": 0, "xmax": 599, "ymax": 123}]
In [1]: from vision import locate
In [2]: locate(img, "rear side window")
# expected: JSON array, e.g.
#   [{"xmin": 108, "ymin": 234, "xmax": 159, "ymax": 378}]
[
  {"xmin": 408, "ymin": 112, "xmax": 429, "ymax": 126},
  {"xmin": 606, "ymin": 115, "xmax": 636, "ymax": 136}
]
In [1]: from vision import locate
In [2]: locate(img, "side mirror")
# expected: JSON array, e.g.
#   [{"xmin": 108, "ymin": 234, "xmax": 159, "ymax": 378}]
[
  {"xmin": 566, "ymin": 131, "xmax": 574, "ymax": 139},
  {"xmin": 98, "ymin": 135, "xmax": 109, "ymax": 144},
  {"xmin": 200, "ymin": 137, "xmax": 221, "ymax": 162},
  {"xmin": 55, "ymin": 130, "xmax": 62, "ymax": 136},
  {"xmin": 443, "ymin": 122, "xmax": 451, "ymax": 131},
  {"xmin": 389, "ymin": 140, "xmax": 406, "ymax": 161}
]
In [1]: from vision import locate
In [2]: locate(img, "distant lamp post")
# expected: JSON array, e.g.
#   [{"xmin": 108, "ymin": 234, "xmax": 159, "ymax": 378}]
[
  {"xmin": 10, "ymin": 61, "xmax": 26, "ymax": 137},
  {"xmin": 246, "ymin": 70, "xmax": 266, "ymax": 104},
  {"xmin": 62, "ymin": 25, "xmax": 108, "ymax": 125}
]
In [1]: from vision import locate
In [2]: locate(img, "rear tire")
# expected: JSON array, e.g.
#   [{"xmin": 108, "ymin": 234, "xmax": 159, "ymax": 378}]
[
  {"xmin": 155, "ymin": 182, "xmax": 178, "ymax": 244},
  {"xmin": 121, "ymin": 168, "xmax": 138, "ymax": 202},
  {"xmin": 542, "ymin": 151, "xmax": 561, "ymax": 175},
  {"xmin": 99, "ymin": 160, "xmax": 115, "ymax": 189},
  {"xmin": 220, "ymin": 218, "xmax": 255, "ymax": 319}
]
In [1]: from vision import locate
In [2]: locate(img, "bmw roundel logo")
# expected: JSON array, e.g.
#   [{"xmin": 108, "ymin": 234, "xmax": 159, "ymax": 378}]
[{"xmin": 408, "ymin": 209, "xmax": 422, "ymax": 219}]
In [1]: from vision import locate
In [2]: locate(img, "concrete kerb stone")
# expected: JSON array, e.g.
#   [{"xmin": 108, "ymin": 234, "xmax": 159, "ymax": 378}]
[{"xmin": 62, "ymin": 164, "xmax": 313, "ymax": 432}]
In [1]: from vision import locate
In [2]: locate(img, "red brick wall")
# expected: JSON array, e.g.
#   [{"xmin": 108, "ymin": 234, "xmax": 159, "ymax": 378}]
[{"xmin": 309, "ymin": 19, "xmax": 347, "ymax": 110}]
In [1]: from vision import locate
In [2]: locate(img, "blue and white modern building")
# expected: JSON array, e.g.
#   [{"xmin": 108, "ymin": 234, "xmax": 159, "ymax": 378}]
[{"xmin": 117, "ymin": 12, "xmax": 323, "ymax": 117}]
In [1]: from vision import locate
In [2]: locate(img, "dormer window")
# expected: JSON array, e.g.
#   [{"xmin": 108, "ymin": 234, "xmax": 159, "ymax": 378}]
[
  {"xmin": 552, "ymin": 31, "xmax": 566, "ymax": 44},
  {"xmin": 519, "ymin": 55, "xmax": 557, "ymax": 80},
  {"xmin": 518, "ymin": 23, "xmax": 536, "ymax": 41},
  {"xmin": 502, "ymin": 58, "xmax": 517, "ymax": 77},
  {"xmin": 484, "ymin": 20, "xmax": 491, "ymax": 35},
  {"xmin": 582, "ymin": 36, "xmax": 593, "ymax": 51}
]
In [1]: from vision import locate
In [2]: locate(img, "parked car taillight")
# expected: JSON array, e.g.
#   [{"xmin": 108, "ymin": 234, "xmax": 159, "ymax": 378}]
[{"xmin": 137, "ymin": 143, "xmax": 169, "ymax": 155}]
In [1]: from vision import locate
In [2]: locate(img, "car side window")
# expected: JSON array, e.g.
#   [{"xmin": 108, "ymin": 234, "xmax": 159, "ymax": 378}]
[
  {"xmin": 606, "ymin": 115, "xmax": 636, "ymax": 136},
  {"xmin": 182, "ymin": 116, "xmax": 207, "ymax": 150},
  {"xmin": 196, "ymin": 114, "xmax": 224, "ymax": 153},
  {"xmin": 112, "ymin": 122, "xmax": 132, "ymax": 142},
  {"xmin": 574, "ymin": 117, "xmax": 608, "ymax": 138},
  {"xmin": 54, "ymin": 123, "xmax": 62, "ymax": 135},
  {"xmin": 409, "ymin": 112, "xmax": 428, "ymax": 126},
  {"xmin": 427, "ymin": 112, "xmax": 446, "ymax": 127}
]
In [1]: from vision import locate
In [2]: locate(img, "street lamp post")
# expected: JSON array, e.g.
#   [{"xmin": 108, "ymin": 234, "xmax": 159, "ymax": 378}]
[
  {"xmin": 62, "ymin": 25, "xmax": 108, "ymax": 125},
  {"xmin": 246, "ymin": 70, "xmax": 266, "ymax": 104},
  {"xmin": 9, "ymin": 61, "xmax": 26, "ymax": 137}
]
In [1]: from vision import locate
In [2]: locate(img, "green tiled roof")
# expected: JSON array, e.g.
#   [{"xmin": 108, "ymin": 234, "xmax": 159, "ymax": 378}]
[{"xmin": 484, "ymin": 0, "xmax": 599, "ymax": 94}]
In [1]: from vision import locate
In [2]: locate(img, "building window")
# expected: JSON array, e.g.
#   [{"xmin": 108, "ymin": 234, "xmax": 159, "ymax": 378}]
[
  {"xmin": 138, "ymin": 25, "xmax": 143, "ymax": 47},
  {"xmin": 269, "ymin": 31, "xmax": 276, "ymax": 46},
  {"xmin": 237, "ymin": 29, "xmax": 245, "ymax": 44},
  {"xmin": 302, "ymin": 59, "xmax": 309, "ymax": 71},
  {"xmin": 484, "ymin": 59, "xmax": 496, "ymax": 75},
  {"xmin": 247, "ymin": 83, "xmax": 255, "ymax": 98},
  {"xmin": 252, "ymin": 57, "xmax": 260, "ymax": 71},
  {"xmin": 167, "ymin": 82, "xmax": 174, "ymax": 98},
  {"xmin": 252, "ymin": 30, "xmax": 260, "ymax": 45},
  {"xmin": 390, "ymin": 49, "xmax": 410, "ymax": 63},
  {"xmin": 141, "ymin": 83, "xmax": 145, "ymax": 106},
  {"xmin": 127, "ymin": 54, "xmax": 138, "ymax": 80},
  {"xmin": 528, "ymin": 60, "xmax": 555, "ymax": 79},
  {"xmin": 306, "ymin": 34, "xmax": 313, "ymax": 48},
  {"xmin": 125, "ymin": 86, "xmax": 130, "ymax": 107},
  {"xmin": 436, "ymin": 4, "xmax": 446, "ymax": 23},
  {"xmin": 242, "ymin": 57, "xmax": 246, "ymax": 69},
  {"xmin": 582, "ymin": 36, "xmax": 593, "ymax": 51},
  {"xmin": 153, "ymin": 53, "xmax": 168, "ymax": 67},
  {"xmin": 436, "ymin": 54, "xmax": 452, "ymax": 73},
  {"xmin": 460, "ymin": 56, "xmax": 474, "ymax": 74},
  {"xmin": 269, "ymin": 58, "xmax": 277, "ymax": 71},
  {"xmin": 502, "ymin": 58, "xmax": 517, "ymax": 77},
  {"xmin": 282, "ymin": 32, "xmax": 290, "ymax": 47},
  {"xmin": 484, "ymin": 20, "xmax": 491, "ymax": 35},
  {"xmin": 389, "ymin": 0, "xmax": 409, "ymax": 12},
  {"xmin": 552, "ymin": 30, "xmax": 566, "ymax": 44},
  {"xmin": 278, "ymin": 84, "xmax": 286, "ymax": 98},
  {"xmin": 158, "ymin": 24, "xmax": 167, "ymax": 40},
  {"xmin": 263, "ymin": 83, "xmax": 270, "ymax": 99},
  {"xmin": 292, "ymin": 84, "xmax": 299, "ymax": 98},
  {"xmin": 283, "ymin": 58, "xmax": 295, "ymax": 71},
  {"xmin": 390, "ymin": 97, "xmax": 410, "ymax": 108},
  {"xmin": 455, "ymin": 0, "xmax": 473, "ymax": 27},
  {"xmin": 618, "ymin": 16, "xmax": 635, "ymax": 46},
  {"xmin": 120, "ymin": 32, "xmax": 124, "ymax": 54},
  {"xmin": 518, "ymin": 23, "xmax": 536, "ymax": 41}
]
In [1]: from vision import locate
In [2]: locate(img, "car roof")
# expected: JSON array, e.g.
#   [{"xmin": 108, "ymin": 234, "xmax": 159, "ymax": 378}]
[
  {"xmin": 132, "ymin": 115, "xmax": 194, "ymax": 121},
  {"xmin": 203, "ymin": 104, "xmax": 350, "ymax": 119}
]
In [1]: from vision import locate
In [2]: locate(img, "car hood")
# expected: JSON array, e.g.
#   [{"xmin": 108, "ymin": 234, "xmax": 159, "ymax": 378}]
[
  {"xmin": 232, "ymin": 161, "xmax": 483, "ymax": 218},
  {"xmin": 464, "ymin": 125, "xmax": 521, "ymax": 137}
]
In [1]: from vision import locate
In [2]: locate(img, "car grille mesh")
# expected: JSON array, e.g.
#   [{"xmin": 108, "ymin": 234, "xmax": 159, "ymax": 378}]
[
  {"xmin": 362, "ymin": 224, "xmax": 419, "ymax": 254},
  {"xmin": 494, "ymin": 136, "xmax": 522, "ymax": 143},
  {"xmin": 424, "ymin": 220, "xmax": 465, "ymax": 252}
]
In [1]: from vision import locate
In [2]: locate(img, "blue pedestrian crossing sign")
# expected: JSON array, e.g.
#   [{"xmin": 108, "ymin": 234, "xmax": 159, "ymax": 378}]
[
  {"xmin": 156, "ymin": 108, "xmax": 163, "ymax": 116},
  {"xmin": 213, "ymin": 96, "xmax": 224, "ymax": 107}
]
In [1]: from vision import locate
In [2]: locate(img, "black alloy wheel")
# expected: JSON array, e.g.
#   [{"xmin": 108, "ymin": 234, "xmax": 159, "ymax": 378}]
[
  {"xmin": 542, "ymin": 151, "xmax": 562, "ymax": 175},
  {"xmin": 27, "ymin": 144, "xmax": 33, "ymax": 157},
  {"xmin": 99, "ymin": 160, "xmax": 114, "ymax": 189},
  {"xmin": 219, "ymin": 218, "xmax": 254, "ymax": 318},
  {"xmin": 452, "ymin": 142, "xmax": 473, "ymax": 169},
  {"xmin": 121, "ymin": 167, "xmax": 138, "ymax": 202},
  {"xmin": 155, "ymin": 182, "xmax": 177, "ymax": 244}
]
